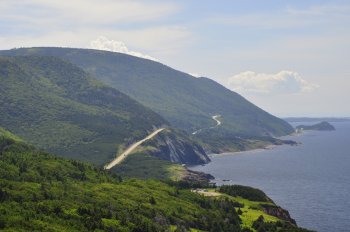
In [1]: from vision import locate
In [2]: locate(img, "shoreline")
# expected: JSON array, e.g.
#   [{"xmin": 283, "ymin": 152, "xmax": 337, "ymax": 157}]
[
  {"xmin": 208, "ymin": 146, "xmax": 275, "ymax": 157},
  {"xmin": 207, "ymin": 143, "xmax": 289, "ymax": 158},
  {"xmin": 208, "ymin": 132, "xmax": 303, "ymax": 158}
]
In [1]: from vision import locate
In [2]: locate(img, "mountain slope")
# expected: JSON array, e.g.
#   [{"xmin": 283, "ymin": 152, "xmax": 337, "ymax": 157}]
[
  {"xmin": 0, "ymin": 56, "xmax": 168, "ymax": 165},
  {"xmin": 0, "ymin": 128, "xmax": 310, "ymax": 232},
  {"xmin": 0, "ymin": 129, "xmax": 242, "ymax": 231},
  {"xmin": 0, "ymin": 47, "xmax": 294, "ymax": 139}
]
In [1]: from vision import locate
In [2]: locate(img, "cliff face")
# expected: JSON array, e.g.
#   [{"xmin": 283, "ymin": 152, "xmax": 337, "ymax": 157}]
[
  {"xmin": 260, "ymin": 204, "xmax": 297, "ymax": 225},
  {"xmin": 143, "ymin": 129, "xmax": 210, "ymax": 165}
]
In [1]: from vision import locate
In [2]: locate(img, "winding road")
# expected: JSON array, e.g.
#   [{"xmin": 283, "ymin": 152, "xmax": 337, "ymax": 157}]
[
  {"xmin": 104, "ymin": 128, "xmax": 165, "ymax": 170},
  {"xmin": 192, "ymin": 115, "xmax": 221, "ymax": 135},
  {"xmin": 211, "ymin": 115, "xmax": 222, "ymax": 127}
]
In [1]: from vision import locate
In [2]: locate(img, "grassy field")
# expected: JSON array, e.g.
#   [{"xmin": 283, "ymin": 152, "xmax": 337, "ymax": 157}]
[
  {"xmin": 231, "ymin": 196, "xmax": 279, "ymax": 230},
  {"xmin": 192, "ymin": 188, "xmax": 302, "ymax": 232}
]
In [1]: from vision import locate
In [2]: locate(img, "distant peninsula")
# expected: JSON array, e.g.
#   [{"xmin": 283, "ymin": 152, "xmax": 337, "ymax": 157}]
[
  {"xmin": 285, "ymin": 117, "xmax": 350, "ymax": 123},
  {"xmin": 296, "ymin": 121, "xmax": 336, "ymax": 131}
]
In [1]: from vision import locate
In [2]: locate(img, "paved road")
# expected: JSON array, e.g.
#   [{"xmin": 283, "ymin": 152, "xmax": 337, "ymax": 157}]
[
  {"xmin": 211, "ymin": 115, "xmax": 221, "ymax": 127},
  {"xmin": 192, "ymin": 115, "xmax": 221, "ymax": 135},
  {"xmin": 104, "ymin": 128, "xmax": 165, "ymax": 170}
]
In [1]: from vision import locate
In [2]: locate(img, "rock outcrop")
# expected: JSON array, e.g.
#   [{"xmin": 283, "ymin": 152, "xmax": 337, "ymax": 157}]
[
  {"xmin": 182, "ymin": 169, "xmax": 214, "ymax": 184},
  {"xmin": 260, "ymin": 204, "xmax": 297, "ymax": 225},
  {"xmin": 143, "ymin": 129, "xmax": 210, "ymax": 165}
]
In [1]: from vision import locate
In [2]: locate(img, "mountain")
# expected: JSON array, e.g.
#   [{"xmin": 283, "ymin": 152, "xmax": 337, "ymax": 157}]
[
  {"xmin": 0, "ymin": 48, "xmax": 294, "ymax": 146},
  {"xmin": 0, "ymin": 55, "xmax": 208, "ymax": 166},
  {"xmin": 0, "ymin": 128, "xmax": 310, "ymax": 231}
]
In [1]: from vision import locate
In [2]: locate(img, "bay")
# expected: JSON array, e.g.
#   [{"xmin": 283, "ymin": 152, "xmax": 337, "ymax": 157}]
[{"xmin": 190, "ymin": 122, "xmax": 350, "ymax": 232}]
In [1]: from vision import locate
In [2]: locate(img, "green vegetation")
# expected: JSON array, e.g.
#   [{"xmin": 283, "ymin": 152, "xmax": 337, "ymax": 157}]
[
  {"xmin": 191, "ymin": 187, "xmax": 311, "ymax": 232},
  {"xmin": 111, "ymin": 150, "xmax": 211, "ymax": 184},
  {"xmin": 0, "ymin": 130, "xmax": 244, "ymax": 231},
  {"xmin": 219, "ymin": 187, "xmax": 312, "ymax": 231},
  {"xmin": 251, "ymin": 216, "xmax": 312, "ymax": 232},
  {"xmin": 0, "ymin": 129, "xmax": 311, "ymax": 231},
  {"xmin": 219, "ymin": 185, "xmax": 272, "ymax": 202},
  {"xmin": 0, "ymin": 127, "xmax": 22, "ymax": 142},
  {"xmin": 231, "ymin": 196, "xmax": 278, "ymax": 229},
  {"xmin": 111, "ymin": 152, "xmax": 187, "ymax": 180},
  {"xmin": 0, "ymin": 49, "xmax": 311, "ymax": 231},
  {"xmin": 0, "ymin": 56, "xmax": 167, "ymax": 165},
  {"xmin": 0, "ymin": 47, "xmax": 294, "ymax": 152}
]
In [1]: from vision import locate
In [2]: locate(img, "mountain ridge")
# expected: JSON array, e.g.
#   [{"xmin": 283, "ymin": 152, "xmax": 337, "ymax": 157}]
[
  {"xmin": 0, "ymin": 55, "xmax": 208, "ymax": 166},
  {"xmin": 0, "ymin": 47, "xmax": 294, "ymax": 142}
]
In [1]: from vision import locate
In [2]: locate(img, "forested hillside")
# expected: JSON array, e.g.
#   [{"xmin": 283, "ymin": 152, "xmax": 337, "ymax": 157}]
[
  {"xmin": 0, "ymin": 128, "xmax": 242, "ymax": 231},
  {"xmin": 0, "ymin": 128, "xmax": 311, "ymax": 231},
  {"xmin": 0, "ymin": 48, "xmax": 294, "ymax": 145},
  {"xmin": 0, "ymin": 56, "xmax": 167, "ymax": 165}
]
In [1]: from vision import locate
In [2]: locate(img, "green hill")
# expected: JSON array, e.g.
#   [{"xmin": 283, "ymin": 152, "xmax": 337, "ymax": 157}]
[
  {"xmin": 0, "ymin": 47, "xmax": 294, "ymax": 149},
  {"xmin": 0, "ymin": 56, "xmax": 169, "ymax": 165},
  {"xmin": 0, "ymin": 129, "xmax": 241, "ymax": 231},
  {"xmin": 0, "ymin": 129, "xmax": 310, "ymax": 231},
  {"xmin": 296, "ymin": 121, "xmax": 335, "ymax": 131}
]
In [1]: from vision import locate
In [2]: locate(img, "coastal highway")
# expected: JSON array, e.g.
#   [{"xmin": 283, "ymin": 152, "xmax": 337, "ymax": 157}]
[
  {"xmin": 104, "ymin": 128, "xmax": 165, "ymax": 170},
  {"xmin": 211, "ymin": 115, "xmax": 221, "ymax": 127},
  {"xmin": 192, "ymin": 114, "xmax": 221, "ymax": 135}
]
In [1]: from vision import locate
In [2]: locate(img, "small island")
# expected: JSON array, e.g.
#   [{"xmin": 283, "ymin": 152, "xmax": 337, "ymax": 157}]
[{"xmin": 296, "ymin": 121, "xmax": 336, "ymax": 131}]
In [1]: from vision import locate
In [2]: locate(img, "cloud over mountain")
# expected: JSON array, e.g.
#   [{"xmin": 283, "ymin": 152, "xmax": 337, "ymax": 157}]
[
  {"xmin": 227, "ymin": 70, "xmax": 319, "ymax": 95},
  {"xmin": 90, "ymin": 36, "xmax": 159, "ymax": 61}
]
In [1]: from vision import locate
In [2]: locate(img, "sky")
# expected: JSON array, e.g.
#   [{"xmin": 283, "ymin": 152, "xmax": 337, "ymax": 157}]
[{"xmin": 1, "ymin": 0, "xmax": 349, "ymax": 117}]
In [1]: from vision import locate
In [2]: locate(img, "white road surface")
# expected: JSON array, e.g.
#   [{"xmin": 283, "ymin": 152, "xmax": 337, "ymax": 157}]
[
  {"xmin": 104, "ymin": 128, "xmax": 165, "ymax": 170},
  {"xmin": 192, "ymin": 115, "xmax": 221, "ymax": 135}
]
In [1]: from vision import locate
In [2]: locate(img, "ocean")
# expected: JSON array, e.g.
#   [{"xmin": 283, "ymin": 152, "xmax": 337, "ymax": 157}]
[{"xmin": 190, "ymin": 121, "xmax": 350, "ymax": 232}]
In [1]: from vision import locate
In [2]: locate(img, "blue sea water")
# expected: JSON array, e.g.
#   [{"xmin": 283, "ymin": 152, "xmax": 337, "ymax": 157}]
[{"xmin": 190, "ymin": 122, "xmax": 350, "ymax": 232}]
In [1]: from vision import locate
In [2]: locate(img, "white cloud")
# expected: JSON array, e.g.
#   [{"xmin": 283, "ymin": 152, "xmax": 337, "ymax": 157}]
[
  {"xmin": 90, "ymin": 36, "xmax": 158, "ymax": 61},
  {"xmin": 0, "ymin": 26, "xmax": 194, "ymax": 59},
  {"xmin": 227, "ymin": 71, "xmax": 319, "ymax": 95},
  {"xmin": 0, "ymin": 0, "xmax": 191, "ymax": 55},
  {"xmin": 188, "ymin": 73, "xmax": 202, "ymax": 78}
]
